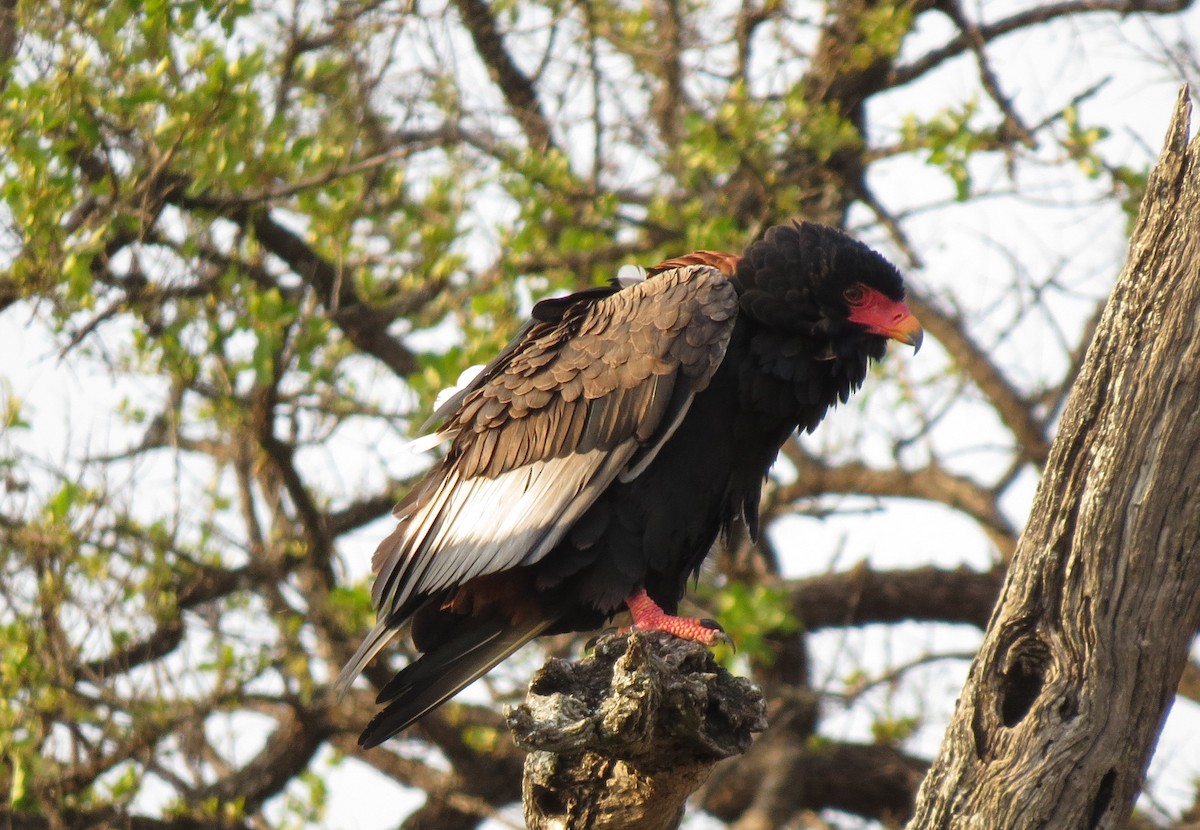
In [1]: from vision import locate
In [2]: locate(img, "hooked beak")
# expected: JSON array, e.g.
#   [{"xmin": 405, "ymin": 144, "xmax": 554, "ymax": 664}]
[
  {"xmin": 848, "ymin": 295, "xmax": 924, "ymax": 353},
  {"xmin": 889, "ymin": 309, "xmax": 924, "ymax": 353}
]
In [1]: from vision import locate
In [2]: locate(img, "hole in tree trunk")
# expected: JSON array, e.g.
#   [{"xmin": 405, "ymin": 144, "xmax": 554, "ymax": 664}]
[
  {"xmin": 1088, "ymin": 769, "xmax": 1116, "ymax": 828},
  {"xmin": 999, "ymin": 645, "xmax": 1048, "ymax": 727},
  {"xmin": 532, "ymin": 783, "xmax": 566, "ymax": 818}
]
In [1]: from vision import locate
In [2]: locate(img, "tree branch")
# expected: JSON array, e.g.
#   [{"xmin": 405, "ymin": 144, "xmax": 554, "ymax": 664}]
[
  {"xmin": 252, "ymin": 379, "xmax": 334, "ymax": 572},
  {"xmin": 0, "ymin": 810, "xmax": 248, "ymax": 830},
  {"xmin": 170, "ymin": 183, "xmax": 419, "ymax": 378},
  {"xmin": 508, "ymin": 633, "xmax": 767, "ymax": 830},
  {"xmin": 244, "ymin": 210, "xmax": 418, "ymax": 377},
  {"xmin": 452, "ymin": 0, "xmax": 555, "ymax": 153},
  {"xmin": 889, "ymin": 0, "xmax": 1195, "ymax": 89},
  {"xmin": 75, "ymin": 561, "xmax": 248, "ymax": 682},
  {"xmin": 700, "ymin": 734, "xmax": 928, "ymax": 827},
  {"xmin": 193, "ymin": 707, "xmax": 330, "ymax": 814},
  {"xmin": 788, "ymin": 564, "xmax": 1004, "ymax": 632},
  {"xmin": 0, "ymin": 0, "xmax": 18, "ymax": 94},
  {"xmin": 903, "ymin": 288, "xmax": 1051, "ymax": 466},
  {"xmin": 327, "ymin": 487, "xmax": 410, "ymax": 537},
  {"xmin": 778, "ymin": 445, "xmax": 1020, "ymax": 558}
]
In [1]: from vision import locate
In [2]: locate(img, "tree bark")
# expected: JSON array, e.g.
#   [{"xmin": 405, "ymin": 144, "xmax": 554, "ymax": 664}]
[
  {"xmin": 507, "ymin": 633, "xmax": 767, "ymax": 830},
  {"xmin": 908, "ymin": 86, "xmax": 1200, "ymax": 829}
]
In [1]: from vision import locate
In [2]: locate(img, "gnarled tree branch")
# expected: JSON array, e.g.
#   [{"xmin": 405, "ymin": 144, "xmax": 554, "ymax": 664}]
[{"xmin": 508, "ymin": 633, "xmax": 767, "ymax": 830}]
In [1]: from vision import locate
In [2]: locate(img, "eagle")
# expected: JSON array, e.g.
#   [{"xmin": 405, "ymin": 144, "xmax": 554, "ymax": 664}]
[{"xmin": 335, "ymin": 220, "xmax": 922, "ymax": 747}]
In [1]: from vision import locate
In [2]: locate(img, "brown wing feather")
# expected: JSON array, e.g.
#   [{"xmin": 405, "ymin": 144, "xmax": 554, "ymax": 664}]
[
  {"xmin": 363, "ymin": 264, "xmax": 738, "ymax": 630},
  {"xmin": 647, "ymin": 249, "xmax": 740, "ymax": 278},
  {"xmin": 448, "ymin": 266, "xmax": 735, "ymax": 478}
]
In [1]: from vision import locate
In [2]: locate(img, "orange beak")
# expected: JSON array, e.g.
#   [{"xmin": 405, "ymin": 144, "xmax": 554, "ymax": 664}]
[
  {"xmin": 847, "ymin": 292, "xmax": 923, "ymax": 353},
  {"xmin": 884, "ymin": 306, "xmax": 924, "ymax": 353}
]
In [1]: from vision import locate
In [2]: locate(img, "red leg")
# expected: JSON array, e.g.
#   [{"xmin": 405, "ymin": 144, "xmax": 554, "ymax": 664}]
[{"xmin": 625, "ymin": 589, "xmax": 729, "ymax": 646}]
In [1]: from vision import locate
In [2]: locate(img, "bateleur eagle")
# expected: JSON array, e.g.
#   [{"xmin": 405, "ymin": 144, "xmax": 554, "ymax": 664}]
[{"xmin": 335, "ymin": 220, "xmax": 922, "ymax": 747}]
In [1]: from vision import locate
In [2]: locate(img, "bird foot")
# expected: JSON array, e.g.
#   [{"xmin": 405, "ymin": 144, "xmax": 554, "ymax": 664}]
[{"xmin": 624, "ymin": 589, "xmax": 731, "ymax": 647}]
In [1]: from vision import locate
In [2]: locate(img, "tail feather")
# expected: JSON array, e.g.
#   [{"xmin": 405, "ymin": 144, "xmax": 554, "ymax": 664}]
[
  {"xmin": 358, "ymin": 615, "xmax": 553, "ymax": 748},
  {"xmin": 332, "ymin": 619, "xmax": 400, "ymax": 701}
]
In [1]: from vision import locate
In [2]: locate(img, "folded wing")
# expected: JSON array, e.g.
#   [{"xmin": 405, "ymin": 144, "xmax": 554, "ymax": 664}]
[{"xmin": 334, "ymin": 264, "xmax": 738, "ymax": 698}]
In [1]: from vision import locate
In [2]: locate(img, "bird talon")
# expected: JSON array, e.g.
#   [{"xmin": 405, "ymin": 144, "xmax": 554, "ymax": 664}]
[
  {"xmin": 624, "ymin": 589, "xmax": 733, "ymax": 648},
  {"xmin": 698, "ymin": 619, "xmax": 735, "ymax": 650}
]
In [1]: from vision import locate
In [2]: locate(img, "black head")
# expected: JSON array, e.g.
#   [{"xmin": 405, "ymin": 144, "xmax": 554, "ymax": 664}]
[{"xmin": 734, "ymin": 220, "xmax": 920, "ymax": 354}]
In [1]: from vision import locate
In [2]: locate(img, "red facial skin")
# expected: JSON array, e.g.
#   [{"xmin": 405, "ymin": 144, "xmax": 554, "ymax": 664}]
[{"xmin": 844, "ymin": 285, "xmax": 924, "ymax": 351}]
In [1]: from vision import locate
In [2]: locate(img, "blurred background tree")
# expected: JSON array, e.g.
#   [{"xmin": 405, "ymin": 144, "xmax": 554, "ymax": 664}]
[{"xmin": 2, "ymin": 0, "xmax": 1199, "ymax": 827}]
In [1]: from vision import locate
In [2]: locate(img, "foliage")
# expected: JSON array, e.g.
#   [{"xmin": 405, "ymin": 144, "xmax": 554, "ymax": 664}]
[{"xmin": 1, "ymin": 0, "xmax": 1197, "ymax": 827}]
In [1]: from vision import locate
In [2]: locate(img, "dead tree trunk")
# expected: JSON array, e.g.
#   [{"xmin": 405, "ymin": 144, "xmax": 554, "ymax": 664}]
[{"xmin": 908, "ymin": 87, "xmax": 1200, "ymax": 829}]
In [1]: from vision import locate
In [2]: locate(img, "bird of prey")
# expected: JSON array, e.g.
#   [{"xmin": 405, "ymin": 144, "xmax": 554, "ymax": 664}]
[{"xmin": 335, "ymin": 220, "xmax": 922, "ymax": 747}]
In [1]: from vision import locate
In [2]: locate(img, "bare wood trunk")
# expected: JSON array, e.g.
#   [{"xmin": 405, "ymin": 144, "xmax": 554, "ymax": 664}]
[{"xmin": 908, "ymin": 87, "xmax": 1200, "ymax": 829}]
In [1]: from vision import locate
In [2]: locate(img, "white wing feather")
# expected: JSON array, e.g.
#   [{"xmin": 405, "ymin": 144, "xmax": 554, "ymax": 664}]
[{"xmin": 371, "ymin": 442, "xmax": 638, "ymax": 613}]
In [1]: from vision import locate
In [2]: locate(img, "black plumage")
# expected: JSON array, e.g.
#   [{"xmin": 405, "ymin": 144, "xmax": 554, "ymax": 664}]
[{"xmin": 334, "ymin": 220, "xmax": 922, "ymax": 747}]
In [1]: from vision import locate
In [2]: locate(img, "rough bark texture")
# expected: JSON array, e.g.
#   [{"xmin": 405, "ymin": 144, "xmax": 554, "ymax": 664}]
[
  {"xmin": 907, "ymin": 87, "xmax": 1200, "ymax": 829},
  {"xmin": 507, "ymin": 632, "xmax": 767, "ymax": 830}
]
